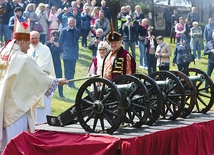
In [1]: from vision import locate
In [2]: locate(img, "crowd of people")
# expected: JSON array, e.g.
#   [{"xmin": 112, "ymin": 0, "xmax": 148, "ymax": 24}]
[
  {"xmin": 0, "ymin": 1, "xmax": 212, "ymax": 72},
  {"xmin": 1, "ymin": 0, "xmax": 214, "ymax": 153}
]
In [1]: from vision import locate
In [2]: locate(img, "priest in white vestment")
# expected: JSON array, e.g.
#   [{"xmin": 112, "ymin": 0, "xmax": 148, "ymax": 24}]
[{"xmin": 27, "ymin": 31, "xmax": 55, "ymax": 125}]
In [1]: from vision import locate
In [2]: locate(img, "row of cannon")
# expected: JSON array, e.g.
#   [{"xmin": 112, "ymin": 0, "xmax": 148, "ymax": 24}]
[{"xmin": 47, "ymin": 68, "xmax": 214, "ymax": 134}]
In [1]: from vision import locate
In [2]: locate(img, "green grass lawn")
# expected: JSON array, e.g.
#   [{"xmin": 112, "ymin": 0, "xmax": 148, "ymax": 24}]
[{"xmin": 51, "ymin": 37, "xmax": 214, "ymax": 116}]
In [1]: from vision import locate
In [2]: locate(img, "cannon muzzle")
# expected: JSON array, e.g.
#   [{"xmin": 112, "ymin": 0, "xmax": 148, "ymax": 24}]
[
  {"xmin": 116, "ymin": 82, "xmax": 137, "ymax": 93},
  {"xmin": 156, "ymin": 79, "xmax": 173, "ymax": 89},
  {"xmin": 188, "ymin": 74, "xmax": 205, "ymax": 82}
]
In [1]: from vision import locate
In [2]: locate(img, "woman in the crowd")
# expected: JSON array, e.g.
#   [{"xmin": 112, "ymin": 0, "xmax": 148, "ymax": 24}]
[
  {"xmin": 90, "ymin": 6, "xmax": 100, "ymax": 36},
  {"xmin": 155, "ymin": 36, "xmax": 172, "ymax": 71},
  {"xmin": 132, "ymin": 5, "xmax": 144, "ymax": 24},
  {"xmin": 84, "ymin": 0, "xmax": 93, "ymax": 15},
  {"xmin": 138, "ymin": 18, "xmax": 148, "ymax": 70},
  {"xmin": 190, "ymin": 21, "xmax": 203, "ymax": 62},
  {"xmin": 172, "ymin": 37, "xmax": 192, "ymax": 71},
  {"xmin": 175, "ymin": 17, "xmax": 186, "ymax": 43},
  {"xmin": 48, "ymin": 6, "xmax": 59, "ymax": 39},
  {"xmin": 36, "ymin": 3, "xmax": 49, "ymax": 43},
  {"xmin": 87, "ymin": 41, "xmax": 111, "ymax": 76},
  {"xmin": 23, "ymin": 3, "xmax": 39, "ymax": 31},
  {"xmin": 145, "ymin": 26, "xmax": 158, "ymax": 75},
  {"xmin": 32, "ymin": 3, "xmax": 37, "ymax": 11}
]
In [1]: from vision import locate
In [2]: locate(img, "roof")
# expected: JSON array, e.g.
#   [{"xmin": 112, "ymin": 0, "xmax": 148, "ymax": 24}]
[{"xmin": 154, "ymin": 0, "xmax": 192, "ymax": 7}]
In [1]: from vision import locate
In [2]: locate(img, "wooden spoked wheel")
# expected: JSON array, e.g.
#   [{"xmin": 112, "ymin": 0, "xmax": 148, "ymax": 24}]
[
  {"xmin": 182, "ymin": 68, "xmax": 214, "ymax": 113},
  {"xmin": 134, "ymin": 74, "xmax": 162, "ymax": 125},
  {"xmin": 150, "ymin": 71, "xmax": 185, "ymax": 120},
  {"xmin": 112, "ymin": 75, "xmax": 151, "ymax": 128},
  {"xmin": 170, "ymin": 70, "xmax": 196, "ymax": 118},
  {"xmin": 75, "ymin": 77, "xmax": 124, "ymax": 134}
]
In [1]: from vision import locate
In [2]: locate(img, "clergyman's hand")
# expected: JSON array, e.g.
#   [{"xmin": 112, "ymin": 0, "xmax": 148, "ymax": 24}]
[{"xmin": 58, "ymin": 78, "xmax": 69, "ymax": 86}]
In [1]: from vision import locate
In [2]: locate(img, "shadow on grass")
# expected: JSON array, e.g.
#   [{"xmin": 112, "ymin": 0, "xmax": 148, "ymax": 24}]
[
  {"xmin": 77, "ymin": 56, "xmax": 91, "ymax": 67},
  {"xmin": 55, "ymin": 96, "xmax": 74, "ymax": 103}
]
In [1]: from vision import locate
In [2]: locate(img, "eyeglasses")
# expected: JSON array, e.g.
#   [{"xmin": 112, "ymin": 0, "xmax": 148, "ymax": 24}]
[{"xmin": 52, "ymin": 10, "xmax": 56, "ymax": 11}]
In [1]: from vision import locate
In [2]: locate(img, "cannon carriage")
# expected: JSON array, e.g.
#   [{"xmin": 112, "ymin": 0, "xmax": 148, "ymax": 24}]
[{"xmin": 47, "ymin": 68, "xmax": 214, "ymax": 134}]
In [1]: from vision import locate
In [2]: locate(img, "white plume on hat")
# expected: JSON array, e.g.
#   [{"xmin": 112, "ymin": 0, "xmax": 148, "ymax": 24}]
[{"xmin": 97, "ymin": 41, "xmax": 111, "ymax": 51}]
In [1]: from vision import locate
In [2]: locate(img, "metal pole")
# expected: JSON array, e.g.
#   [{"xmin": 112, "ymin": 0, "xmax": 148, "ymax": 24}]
[{"xmin": 67, "ymin": 75, "xmax": 101, "ymax": 82}]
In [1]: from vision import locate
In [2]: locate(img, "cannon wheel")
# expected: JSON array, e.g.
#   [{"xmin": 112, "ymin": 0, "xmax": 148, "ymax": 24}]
[
  {"xmin": 134, "ymin": 74, "xmax": 162, "ymax": 125},
  {"xmin": 170, "ymin": 71, "xmax": 196, "ymax": 118},
  {"xmin": 75, "ymin": 77, "xmax": 124, "ymax": 134},
  {"xmin": 112, "ymin": 75, "xmax": 151, "ymax": 128},
  {"xmin": 182, "ymin": 68, "xmax": 214, "ymax": 113},
  {"xmin": 150, "ymin": 71, "xmax": 185, "ymax": 120}
]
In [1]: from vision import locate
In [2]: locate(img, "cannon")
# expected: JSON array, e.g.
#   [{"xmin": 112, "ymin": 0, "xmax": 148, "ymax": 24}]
[
  {"xmin": 133, "ymin": 73, "xmax": 174, "ymax": 125},
  {"xmin": 170, "ymin": 68, "xmax": 214, "ymax": 118},
  {"xmin": 182, "ymin": 68, "xmax": 214, "ymax": 114},
  {"xmin": 134, "ymin": 71, "xmax": 186, "ymax": 125},
  {"xmin": 47, "ymin": 68, "xmax": 214, "ymax": 134},
  {"xmin": 48, "ymin": 75, "xmax": 151, "ymax": 134}
]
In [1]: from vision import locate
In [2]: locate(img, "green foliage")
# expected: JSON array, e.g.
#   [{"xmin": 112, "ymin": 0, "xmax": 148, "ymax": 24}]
[{"xmin": 51, "ymin": 37, "xmax": 214, "ymax": 116}]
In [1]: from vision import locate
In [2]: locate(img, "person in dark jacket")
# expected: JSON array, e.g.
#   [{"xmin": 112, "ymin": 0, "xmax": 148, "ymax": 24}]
[
  {"xmin": 0, "ymin": 0, "xmax": 13, "ymax": 43},
  {"xmin": 171, "ymin": 9, "xmax": 179, "ymax": 27},
  {"xmin": 132, "ymin": 5, "xmax": 144, "ymax": 24},
  {"xmin": 145, "ymin": 26, "xmax": 158, "ymax": 75},
  {"xmin": 8, "ymin": 7, "xmax": 26, "ymax": 31},
  {"xmin": 71, "ymin": 8, "xmax": 81, "ymax": 30},
  {"xmin": 163, "ymin": 5, "xmax": 173, "ymax": 37},
  {"xmin": 100, "ymin": 0, "xmax": 110, "ymax": 21},
  {"xmin": 88, "ymin": 28, "xmax": 104, "ymax": 58},
  {"xmin": 59, "ymin": 17, "xmax": 80, "ymax": 88},
  {"xmin": 172, "ymin": 37, "xmax": 192, "ymax": 71},
  {"xmin": 9, "ymin": 0, "xmax": 22, "ymax": 16},
  {"xmin": 48, "ymin": 0, "xmax": 61, "ymax": 8},
  {"xmin": 204, "ymin": 31, "xmax": 214, "ymax": 90},
  {"xmin": 122, "ymin": 15, "xmax": 138, "ymax": 60},
  {"xmin": 45, "ymin": 30, "xmax": 64, "ymax": 98},
  {"xmin": 57, "ymin": 7, "xmax": 73, "ymax": 31},
  {"xmin": 138, "ymin": 18, "xmax": 148, "ymax": 69},
  {"xmin": 185, "ymin": 18, "xmax": 191, "ymax": 45},
  {"xmin": 117, "ymin": 6, "xmax": 128, "ymax": 36},
  {"xmin": 203, "ymin": 18, "xmax": 214, "ymax": 43},
  {"xmin": 81, "ymin": 6, "xmax": 92, "ymax": 47},
  {"xmin": 187, "ymin": 7, "xmax": 199, "ymax": 25}
]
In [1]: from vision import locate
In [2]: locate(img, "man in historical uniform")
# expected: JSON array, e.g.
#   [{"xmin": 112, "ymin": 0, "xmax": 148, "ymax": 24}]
[
  {"xmin": 102, "ymin": 21, "xmax": 136, "ymax": 80},
  {"xmin": 0, "ymin": 18, "xmax": 68, "ymax": 152}
]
